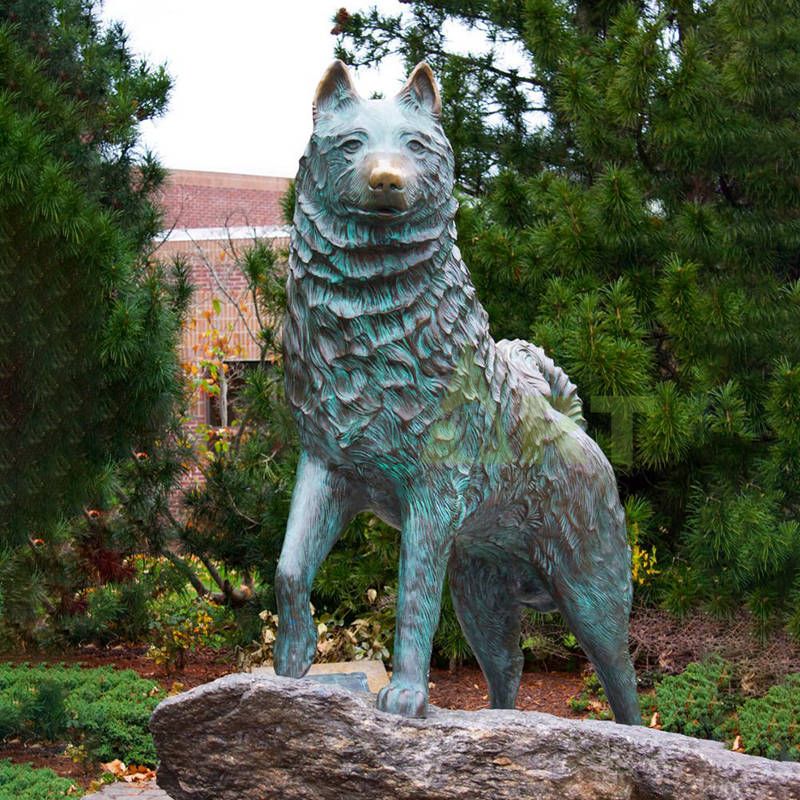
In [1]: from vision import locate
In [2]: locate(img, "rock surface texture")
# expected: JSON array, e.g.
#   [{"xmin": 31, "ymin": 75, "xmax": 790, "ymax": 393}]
[
  {"xmin": 83, "ymin": 782, "xmax": 171, "ymax": 800},
  {"xmin": 151, "ymin": 674, "xmax": 800, "ymax": 800}
]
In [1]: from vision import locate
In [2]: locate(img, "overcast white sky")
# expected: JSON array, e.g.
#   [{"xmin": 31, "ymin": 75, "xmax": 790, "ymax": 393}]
[
  {"xmin": 99, "ymin": 1, "xmax": 413, "ymax": 178},
  {"xmin": 99, "ymin": 1, "xmax": 523, "ymax": 179}
]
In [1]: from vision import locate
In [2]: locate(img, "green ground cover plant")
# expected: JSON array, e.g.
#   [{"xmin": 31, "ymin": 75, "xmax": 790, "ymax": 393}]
[
  {"xmin": 650, "ymin": 657, "xmax": 800, "ymax": 759},
  {"xmin": 568, "ymin": 672, "xmax": 612, "ymax": 720},
  {"xmin": 653, "ymin": 656, "xmax": 740, "ymax": 739},
  {"xmin": 0, "ymin": 759, "xmax": 79, "ymax": 800},
  {"xmin": 0, "ymin": 664, "xmax": 164, "ymax": 766},
  {"xmin": 736, "ymin": 675, "xmax": 800, "ymax": 761}
]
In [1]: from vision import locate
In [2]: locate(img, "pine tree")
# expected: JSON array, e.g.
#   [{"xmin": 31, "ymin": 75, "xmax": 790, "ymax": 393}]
[
  {"xmin": 0, "ymin": 1, "xmax": 183, "ymax": 549},
  {"xmin": 336, "ymin": 0, "xmax": 800, "ymax": 630}
]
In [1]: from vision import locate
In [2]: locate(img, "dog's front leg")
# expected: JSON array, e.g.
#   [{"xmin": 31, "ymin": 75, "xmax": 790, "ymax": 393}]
[
  {"xmin": 377, "ymin": 489, "xmax": 455, "ymax": 718},
  {"xmin": 274, "ymin": 451, "xmax": 357, "ymax": 678}
]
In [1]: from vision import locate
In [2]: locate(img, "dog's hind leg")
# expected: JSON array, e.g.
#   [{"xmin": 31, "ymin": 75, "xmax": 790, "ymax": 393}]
[
  {"xmin": 551, "ymin": 576, "xmax": 640, "ymax": 724},
  {"xmin": 448, "ymin": 548, "xmax": 524, "ymax": 709}
]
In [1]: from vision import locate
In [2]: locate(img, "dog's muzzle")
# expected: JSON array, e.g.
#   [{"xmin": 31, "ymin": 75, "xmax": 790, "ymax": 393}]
[{"xmin": 366, "ymin": 157, "xmax": 409, "ymax": 213}]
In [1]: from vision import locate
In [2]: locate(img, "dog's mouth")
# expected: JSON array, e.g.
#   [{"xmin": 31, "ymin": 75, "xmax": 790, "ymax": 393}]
[{"xmin": 346, "ymin": 203, "xmax": 416, "ymax": 223}]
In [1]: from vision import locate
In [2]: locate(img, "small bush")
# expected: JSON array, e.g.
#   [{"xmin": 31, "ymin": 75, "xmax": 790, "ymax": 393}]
[
  {"xmin": 0, "ymin": 701, "xmax": 21, "ymax": 740},
  {"xmin": 653, "ymin": 660, "xmax": 800, "ymax": 761},
  {"xmin": 0, "ymin": 759, "xmax": 79, "ymax": 799},
  {"xmin": 147, "ymin": 595, "xmax": 227, "ymax": 671},
  {"xmin": 520, "ymin": 610, "xmax": 583, "ymax": 668},
  {"xmin": 568, "ymin": 672, "xmax": 611, "ymax": 719},
  {"xmin": 237, "ymin": 607, "xmax": 391, "ymax": 671},
  {"xmin": 0, "ymin": 664, "xmax": 164, "ymax": 766},
  {"xmin": 736, "ymin": 675, "xmax": 800, "ymax": 761},
  {"xmin": 655, "ymin": 656, "xmax": 739, "ymax": 739},
  {"xmin": 25, "ymin": 681, "xmax": 70, "ymax": 742}
]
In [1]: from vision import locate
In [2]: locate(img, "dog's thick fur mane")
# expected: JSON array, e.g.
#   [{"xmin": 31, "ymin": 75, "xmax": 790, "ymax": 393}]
[{"xmin": 283, "ymin": 79, "xmax": 583, "ymax": 480}]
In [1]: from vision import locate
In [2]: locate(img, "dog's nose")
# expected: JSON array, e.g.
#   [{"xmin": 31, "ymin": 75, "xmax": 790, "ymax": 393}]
[{"xmin": 369, "ymin": 161, "xmax": 405, "ymax": 192}]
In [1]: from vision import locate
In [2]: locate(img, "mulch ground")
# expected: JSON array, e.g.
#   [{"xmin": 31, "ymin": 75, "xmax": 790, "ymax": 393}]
[
  {"xmin": 0, "ymin": 739, "xmax": 96, "ymax": 787},
  {"xmin": 429, "ymin": 665, "xmax": 586, "ymax": 716},
  {"xmin": 4, "ymin": 644, "xmax": 591, "ymax": 711}
]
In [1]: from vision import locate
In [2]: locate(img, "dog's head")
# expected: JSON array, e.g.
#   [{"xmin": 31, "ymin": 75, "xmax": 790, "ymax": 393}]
[{"xmin": 300, "ymin": 60, "xmax": 454, "ymax": 227}]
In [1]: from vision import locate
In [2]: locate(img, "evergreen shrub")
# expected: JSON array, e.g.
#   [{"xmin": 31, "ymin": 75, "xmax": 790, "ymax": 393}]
[
  {"xmin": 335, "ymin": 0, "xmax": 800, "ymax": 631},
  {"xmin": 736, "ymin": 675, "xmax": 800, "ymax": 761},
  {"xmin": 0, "ymin": 0, "xmax": 189, "ymax": 648},
  {"xmin": 0, "ymin": 665, "xmax": 163, "ymax": 765},
  {"xmin": 655, "ymin": 656, "xmax": 739, "ymax": 739},
  {"xmin": 0, "ymin": 760, "xmax": 79, "ymax": 800}
]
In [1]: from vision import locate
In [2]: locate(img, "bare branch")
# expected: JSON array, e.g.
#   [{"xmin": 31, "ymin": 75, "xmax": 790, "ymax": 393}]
[
  {"xmin": 159, "ymin": 547, "xmax": 210, "ymax": 598},
  {"xmin": 186, "ymin": 230, "xmax": 261, "ymax": 348}
]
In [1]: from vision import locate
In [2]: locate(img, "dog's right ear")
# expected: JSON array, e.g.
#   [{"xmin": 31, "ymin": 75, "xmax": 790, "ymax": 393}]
[{"xmin": 313, "ymin": 60, "xmax": 360, "ymax": 124}]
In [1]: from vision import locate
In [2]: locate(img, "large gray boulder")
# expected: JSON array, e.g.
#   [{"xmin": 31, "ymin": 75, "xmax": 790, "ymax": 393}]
[{"xmin": 151, "ymin": 673, "xmax": 800, "ymax": 800}]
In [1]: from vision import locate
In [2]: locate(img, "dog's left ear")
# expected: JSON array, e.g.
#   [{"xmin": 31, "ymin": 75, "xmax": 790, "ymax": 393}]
[{"xmin": 397, "ymin": 62, "xmax": 441, "ymax": 118}]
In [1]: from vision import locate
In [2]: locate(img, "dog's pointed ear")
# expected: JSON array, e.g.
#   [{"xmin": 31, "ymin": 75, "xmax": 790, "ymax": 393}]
[
  {"xmin": 397, "ymin": 62, "xmax": 441, "ymax": 118},
  {"xmin": 313, "ymin": 60, "xmax": 360, "ymax": 123}
]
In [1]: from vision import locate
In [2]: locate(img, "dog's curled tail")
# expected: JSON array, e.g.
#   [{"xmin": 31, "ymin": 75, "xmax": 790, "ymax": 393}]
[{"xmin": 496, "ymin": 339, "xmax": 586, "ymax": 430}]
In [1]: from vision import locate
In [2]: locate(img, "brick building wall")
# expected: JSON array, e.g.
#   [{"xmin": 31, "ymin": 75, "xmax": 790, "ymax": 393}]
[
  {"xmin": 159, "ymin": 169, "xmax": 291, "ymax": 231},
  {"xmin": 152, "ymin": 170, "xmax": 291, "ymax": 462}
]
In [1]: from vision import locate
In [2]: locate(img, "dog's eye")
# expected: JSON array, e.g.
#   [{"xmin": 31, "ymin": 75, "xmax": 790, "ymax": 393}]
[
  {"xmin": 407, "ymin": 139, "xmax": 424, "ymax": 153},
  {"xmin": 342, "ymin": 139, "xmax": 363, "ymax": 153}
]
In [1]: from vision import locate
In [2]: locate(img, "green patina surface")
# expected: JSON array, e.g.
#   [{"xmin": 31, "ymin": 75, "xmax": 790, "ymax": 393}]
[{"xmin": 273, "ymin": 61, "xmax": 639, "ymax": 723}]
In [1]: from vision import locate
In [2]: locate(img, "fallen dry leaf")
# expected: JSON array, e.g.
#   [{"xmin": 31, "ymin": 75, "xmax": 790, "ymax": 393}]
[
  {"xmin": 100, "ymin": 759, "xmax": 157, "ymax": 783},
  {"xmin": 732, "ymin": 735, "xmax": 745, "ymax": 753},
  {"xmin": 121, "ymin": 764, "xmax": 157, "ymax": 783},
  {"xmin": 101, "ymin": 759, "xmax": 126, "ymax": 777},
  {"xmin": 649, "ymin": 712, "xmax": 661, "ymax": 729}
]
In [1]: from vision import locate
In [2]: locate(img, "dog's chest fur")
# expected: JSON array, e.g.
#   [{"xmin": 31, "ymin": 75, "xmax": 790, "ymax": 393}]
[{"xmin": 283, "ymin": 200, "xmax": 493, "ymax": 474}]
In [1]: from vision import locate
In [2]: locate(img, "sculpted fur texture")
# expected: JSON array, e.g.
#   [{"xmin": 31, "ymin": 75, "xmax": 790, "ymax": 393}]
[{"xmin": 274, "ymin": 60, "xmax": 640, "ymax": 723}]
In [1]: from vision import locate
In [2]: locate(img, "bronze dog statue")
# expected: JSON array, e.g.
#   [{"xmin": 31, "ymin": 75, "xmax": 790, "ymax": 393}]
[{"xmin": 274, "ymin": 60, "xmax": 639, "ymax": 723}]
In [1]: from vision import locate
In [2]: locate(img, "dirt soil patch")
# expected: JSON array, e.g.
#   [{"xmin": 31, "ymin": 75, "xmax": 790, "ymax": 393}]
[
  {"xmin": 0, "ymin": 739, "xmax": 94, "ymax": 789},
  {"xmin": 429, "ymin": 665, "xmax": 587, "ymax": 716},
  {"xmin": 4, "ymin": 646, "xmax": 590, "ymax": 713}
]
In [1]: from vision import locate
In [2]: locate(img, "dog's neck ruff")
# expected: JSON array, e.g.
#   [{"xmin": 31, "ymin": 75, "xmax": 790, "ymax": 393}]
[{"xmin": 283, "ymin": 163, "xmax": 492, "ymax": 461}]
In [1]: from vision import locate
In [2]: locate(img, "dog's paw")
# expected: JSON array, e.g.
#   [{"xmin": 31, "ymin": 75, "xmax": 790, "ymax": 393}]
[
  {"xmin": 273, "ymin": 615, "xmax": 317, "ymax": 678},
  {"xmin": 376, "ymin": 680, "xmax": 428, "ymax": 718}
]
